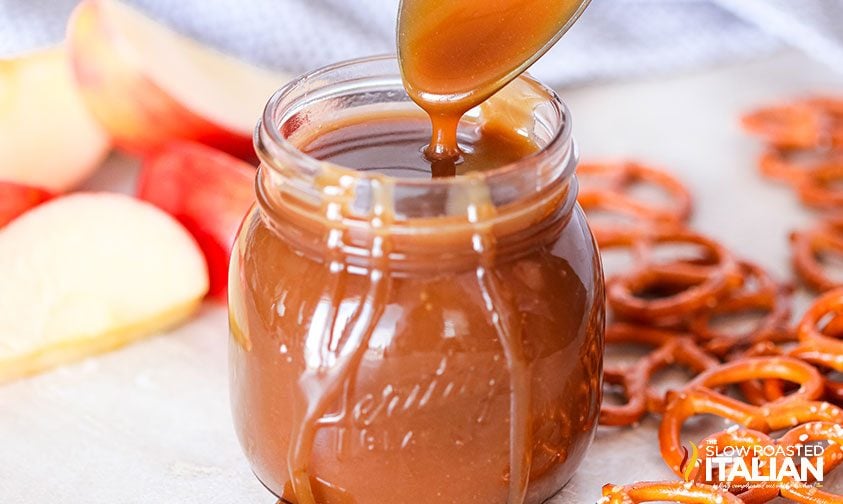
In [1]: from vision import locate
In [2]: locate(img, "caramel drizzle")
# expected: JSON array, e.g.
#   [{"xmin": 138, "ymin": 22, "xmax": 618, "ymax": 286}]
[
  {"xmin": 465, "ymin": 175, "xmax": 533, "ymax": 504},
  {"xmin": 287, "ymin": 176, "xmax": 394, "ymax": 504},
  {"xmin": 286, "ymin": 172, "xmax": 533, "ymax": 503}
]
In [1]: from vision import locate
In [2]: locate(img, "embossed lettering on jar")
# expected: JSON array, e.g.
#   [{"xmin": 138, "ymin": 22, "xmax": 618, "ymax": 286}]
[{"xmin": 229, "ymin": 56, "xmax": 605, "ymax": 504}]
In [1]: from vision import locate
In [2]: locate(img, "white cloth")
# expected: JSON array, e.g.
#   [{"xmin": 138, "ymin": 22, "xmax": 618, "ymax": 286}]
[{"xmin": 1, "ymin": 0, "xmax": 841, "ymax": 85}]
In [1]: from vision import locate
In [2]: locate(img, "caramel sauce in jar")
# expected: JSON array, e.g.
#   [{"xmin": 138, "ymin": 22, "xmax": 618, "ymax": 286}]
[
  {"xmin": 229, "ymin": 57, "xmax": 604, "ymax": 504},
  {"xmin": 302, "ymin": 112, "xmax": 539, "ymax": 178}
]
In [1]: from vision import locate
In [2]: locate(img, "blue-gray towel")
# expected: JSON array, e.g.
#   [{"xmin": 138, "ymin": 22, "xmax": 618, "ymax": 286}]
[{"xmin": 1, "ymin": 0, "xmax": 841, "ymax": 85}]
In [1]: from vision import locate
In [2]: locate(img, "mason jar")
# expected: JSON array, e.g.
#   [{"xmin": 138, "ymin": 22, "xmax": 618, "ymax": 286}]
[{"xmin": 229, "ymin": 55, "xmax": 604, "ymax": 504}]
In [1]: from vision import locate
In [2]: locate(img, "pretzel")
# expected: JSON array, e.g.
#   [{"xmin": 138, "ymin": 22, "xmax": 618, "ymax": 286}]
[
  {"xmin": 659, "ymin": 357, "xmax": 836, "ymax": 477},
  {"xmin": 742, "ymin": 98, "xmax": 843, "ymax": 149},
  {"xmin": 578, "ymin": 162, "xmax": 693, "ymax": 222},
  {"xmin": 577, "ymin": 162, "xmax": 692, "ymax": 244},
  {"xmin": 686, "ymin": 356, "xmax": 826, "ymax": 406},
  {"xmin": 577, "ymin": 193, "xmax": 683, "ymax": 246},
  {"xmin": 605, "ymin": 230, "xmax": 741, "ymax": 324},
  {"xmin": 661, "ymin": 391, "xmax": 843, "ymax": 504},
  {"xmin": 788, "ymin": 289, "xmax": 843, "ymax": 405},
  {"xmin": 732, "ymin": 338, "xmax": 795, "ymax": 406},
  {"xmin": 797, "ymin": 288, "xmax": 843, "ymax": 362},
  {"xmin": 598, "ymin": 481, "xmax": 743, "ymax": 504},
  {"xmin": 688, "ymin": 261, "xmax": 793, "ymax": 357},
  {"xmin": 820, "ymin": 306, "xmax": 843, "ymax": 336},
  {"xmin": 759, "ymin": 147, "xmax": 843, "ymax": 185},
  {"xmin": 736, "ymin": 336, "xmax": 843, "ymax": 408},
  {"xmin": 797, "ymin": 161, "xmax": 843, "ymax": 209},
  {"xmin": 578, "ymin": 194, "xmax": 682, "ymax": 246},
  {"xmin": 691, "ymin": 422, "xmax": 843, "ymax": 503},
  {"xmin": 694, "ymin": 427, "xmax": 781, "ymax": 502},
  {"xmin": 789, "ymin": 349, "xmax": 843, "ymax": 406},
  {"xmin": 807, "ymin": 96, "xmax": 843, "ymax": 147},
  {"xmin": 791, "ymin": 219, "xmax": 843, "ymax": 292},
  {"xmin": 600, "ymin": 324, "xmax": 718, "ymax": 426},
  {"xmin": 601, "ymin": 368, "xmax": 647, "ymax": 427},
  {"xmin": 598, "ymin": 228, "xmax": 730, "ymax": 283},
  {"xmin": 778, "ymin": 421, "xmax": 843, "ymax": 504}
]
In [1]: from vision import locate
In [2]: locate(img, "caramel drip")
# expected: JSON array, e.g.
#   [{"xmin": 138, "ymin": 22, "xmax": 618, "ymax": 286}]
[
  {"xmin": 398, "ymin": 0, "xmax": 589, "ymax": 171},
  {"xmin": 464, "ymin": 176, "xmax": 533, "ymax": 504},
  {"xmin": 287, "ymin": 177, "xmax": 394, "ymax": 504}
]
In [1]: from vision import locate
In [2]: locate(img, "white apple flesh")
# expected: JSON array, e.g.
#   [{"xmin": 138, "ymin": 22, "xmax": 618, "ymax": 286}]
[
  {"xmin": 0, "ymin": 193, "xmax": 209, "ymax": 383},
  {"xmin": 0, "ymin": 47, "xmax": 110, "ymax": 191}
]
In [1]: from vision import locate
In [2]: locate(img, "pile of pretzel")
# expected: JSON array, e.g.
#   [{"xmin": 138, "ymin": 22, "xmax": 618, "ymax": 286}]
[
  {"xmin": 578, "ymin": 146, "xmax": 843, "ymax": 501},
  {"xmin": 744, "ymin": 97, "xmax": 843, "ymax": 293}
]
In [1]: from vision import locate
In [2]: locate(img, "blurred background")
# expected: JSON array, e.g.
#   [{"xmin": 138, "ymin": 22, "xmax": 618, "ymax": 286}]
[{"xmin": 2, "ymin": 0, "xmax": 843, "ymax": 85}]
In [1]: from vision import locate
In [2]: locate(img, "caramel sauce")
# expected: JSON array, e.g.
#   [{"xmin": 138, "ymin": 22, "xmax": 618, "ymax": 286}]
[
  {"xmin": 231, "ymin": 116, "xmax": 604, "ymax": 504},
  {"xmin": 398, "ymin": 0, "xmax": 590, "ymax": 169},
  {"xmin": 302, "ymin": 114, "xmax": 539, "ymax": 178},
  {"xmin": 231, "ymin": 3, "xmax": 602, "ymax": 504}
]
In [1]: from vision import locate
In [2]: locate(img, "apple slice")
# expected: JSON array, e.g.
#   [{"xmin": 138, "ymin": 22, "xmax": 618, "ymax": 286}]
[
  {"xmin": 0, "ymin": 47, "xmax": 110, "ymax": 191},
  {"xmin": 0, "ymin": 182, "xmax": 53, "ymax": 227},
  {"xmin": 137, "ymin": 142, "xmax": 255, "ymax": 301},
  {"xmin": 67, "ymin": 0, "xmax": 287, "ymax": 160},
  {"xmin": 0, "ymin": 193, "xmax": 209, "ymax": 383}
]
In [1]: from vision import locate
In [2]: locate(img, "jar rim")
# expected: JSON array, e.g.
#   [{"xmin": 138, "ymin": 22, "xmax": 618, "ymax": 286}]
[
  {"xmin": 256, "ymin": 54, "xmax": 575, "ymax": 191},
  {"xmin": 254, "ymin": 53, "xmax": 579, "ymax": 262}
]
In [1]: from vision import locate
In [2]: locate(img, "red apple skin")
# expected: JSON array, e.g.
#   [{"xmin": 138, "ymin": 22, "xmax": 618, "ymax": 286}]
[
  {"xmin": 67, "ymin": 0, "xmax": 257, "ymax": 161},
  {"xmin": 137, "ymin": 142, "xmax": 255, "ymax": 301},
  {"xmin": 0, "ymin": 182, "xmax": 54, "ymax": 227}
]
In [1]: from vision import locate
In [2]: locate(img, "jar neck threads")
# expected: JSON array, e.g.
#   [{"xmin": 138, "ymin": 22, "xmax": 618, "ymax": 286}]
[{"xmin": 254, "ymin": 56, "xmax": 577, "ymax": 268}]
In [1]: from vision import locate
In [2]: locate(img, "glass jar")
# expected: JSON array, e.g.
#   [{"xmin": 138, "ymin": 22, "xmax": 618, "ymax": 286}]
[{"xmin": 229, "ymin": 56, "xmax": 604, "ymax": 504}]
